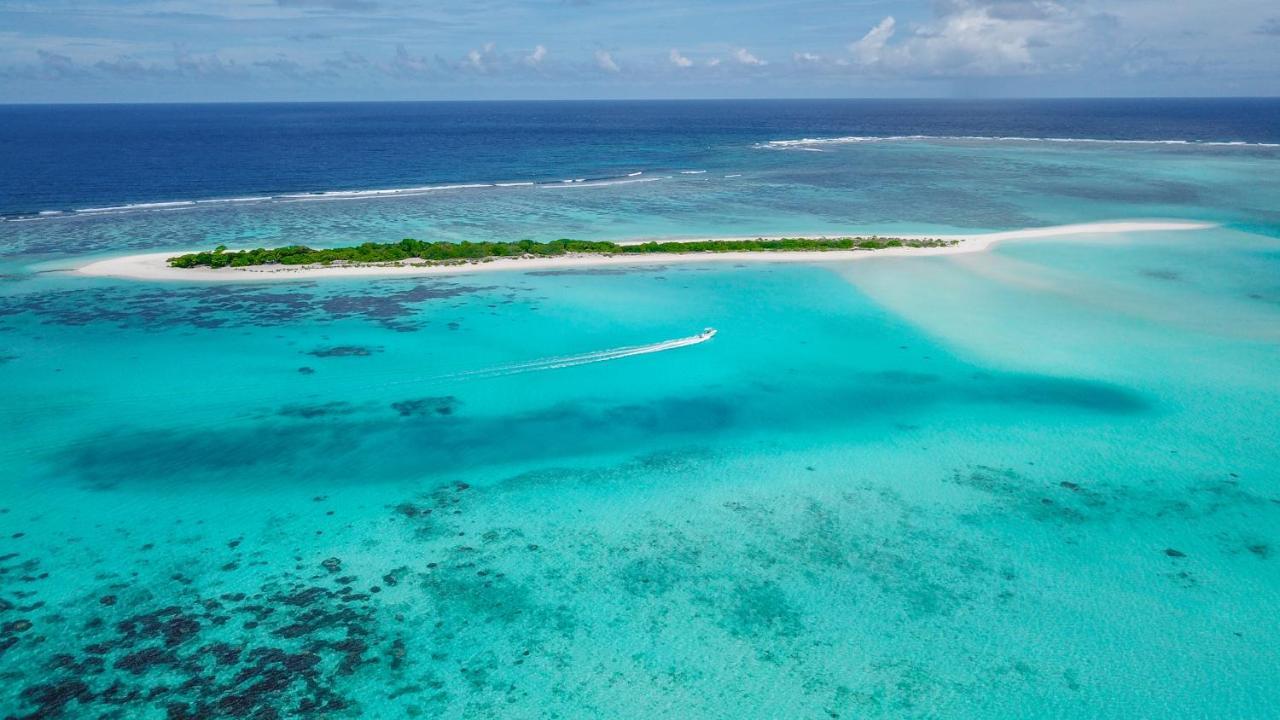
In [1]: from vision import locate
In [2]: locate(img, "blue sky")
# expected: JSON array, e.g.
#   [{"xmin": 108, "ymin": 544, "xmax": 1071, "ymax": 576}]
[{"xmin": 2, "ymin": 0, "xmax": 1278, "ymax": 102}]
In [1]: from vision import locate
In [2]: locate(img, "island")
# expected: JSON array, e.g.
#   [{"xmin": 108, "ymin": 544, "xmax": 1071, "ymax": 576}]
[
  {"xmin": 165, "ymin": 236, "xmax": 957, "ymax": 269},
  {"xmin": 73, "ymin": 221, "xmax": 1215, "ymax": 282}
]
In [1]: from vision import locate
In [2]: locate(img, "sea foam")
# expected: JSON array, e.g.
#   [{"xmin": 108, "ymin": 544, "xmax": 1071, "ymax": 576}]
[
  {"xmin": 4, "ymin": 171, "xmax": 665, "ymax": 222},
  {"xmin": 757, "ymin": 135, "xmax": 1280, "ymax": 149}
]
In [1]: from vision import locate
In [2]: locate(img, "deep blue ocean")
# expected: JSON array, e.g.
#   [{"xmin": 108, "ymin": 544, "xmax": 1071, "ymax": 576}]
[
  {"xmin": 3, "ymin": 98, "xmax": 1279, "ymax": 216},
  {"xmin": 1, "ymin": 100, "xmax": 1279, "ymax": 719}
]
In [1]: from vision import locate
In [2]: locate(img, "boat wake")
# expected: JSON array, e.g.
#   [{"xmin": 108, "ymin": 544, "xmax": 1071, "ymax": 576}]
[
  {"xmin": 386, "ymin": 328, "xmax": 717, "ymax": 388},
  {"xmin": 1, "ymin": 330, "xmax": 719, "ymax": 440},
  {"xmin": 449, "ymin": 328, "xmax": 716, "ymax": 381}
]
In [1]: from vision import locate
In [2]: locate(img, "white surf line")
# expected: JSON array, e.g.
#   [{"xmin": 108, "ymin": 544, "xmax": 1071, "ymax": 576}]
[
  {"xmin": 538, "ymin": 176, "xmax": 663, "ymax": 189},
  {"xmin": 757, "ymin": 135, "xmax": 1280, "ymax": 149},
  {"xmin": 5, "ymin": 173, "xmax": 661, "ymax": 222}
]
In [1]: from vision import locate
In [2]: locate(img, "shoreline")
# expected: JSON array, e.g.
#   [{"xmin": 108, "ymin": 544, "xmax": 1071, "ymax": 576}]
[{"xmin": 74, "ymin": 221, "xmax": 1214, "ymax": 282}]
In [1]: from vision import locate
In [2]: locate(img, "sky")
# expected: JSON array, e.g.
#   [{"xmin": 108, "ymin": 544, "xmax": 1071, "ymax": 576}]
[{"xmin": 1, "ymin": 0, "xmax": 1278, "ymax": 102}]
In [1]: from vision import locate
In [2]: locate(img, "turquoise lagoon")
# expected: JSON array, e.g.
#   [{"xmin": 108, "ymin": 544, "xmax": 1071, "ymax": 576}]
[{"xmin": 1, "ymin": 136, "xmax": 1279, "ymax": 718}]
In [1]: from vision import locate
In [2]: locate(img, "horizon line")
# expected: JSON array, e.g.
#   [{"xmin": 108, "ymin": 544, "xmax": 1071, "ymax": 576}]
[{"xmin": 3, "ymin": 95, "xmax": 1280, "ymax": 107}]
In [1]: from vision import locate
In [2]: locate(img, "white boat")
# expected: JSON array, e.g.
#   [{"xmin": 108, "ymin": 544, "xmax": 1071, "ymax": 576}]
[{"xmin": 698, "ymin": 327, "xmax": 717, "ymax": 340}]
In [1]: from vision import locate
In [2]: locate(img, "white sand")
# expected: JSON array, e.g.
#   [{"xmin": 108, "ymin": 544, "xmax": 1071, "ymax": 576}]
[{"xmin": 74, "ymin": 220, "xmax": 1214, "ymax": 283}]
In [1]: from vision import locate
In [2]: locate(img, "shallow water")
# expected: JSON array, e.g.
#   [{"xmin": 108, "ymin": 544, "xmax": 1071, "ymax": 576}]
[{"xmin": 1, "ymin": 106, "xmax": 1279, "ymax": 719}]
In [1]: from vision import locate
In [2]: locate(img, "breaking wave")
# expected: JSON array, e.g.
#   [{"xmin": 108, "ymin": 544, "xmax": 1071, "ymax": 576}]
[
  {"xmin": 756, "ymin": 135, "xmax": 1280, "ymax": 149},
  {"xmin": 2, "ymin": 170, "xmax": 665, "ymax": 222}
]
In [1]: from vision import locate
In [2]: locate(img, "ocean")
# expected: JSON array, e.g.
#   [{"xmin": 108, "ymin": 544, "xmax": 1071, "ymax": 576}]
[{"xmin": 1, "ymin": 99, "xmax": 1278, "ymax": 718}]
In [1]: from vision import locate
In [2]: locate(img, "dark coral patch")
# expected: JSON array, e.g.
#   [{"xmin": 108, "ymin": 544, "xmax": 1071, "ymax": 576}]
[
  {"xmin": 16, "ymin": 679, "xmax": 93, "ymax": 718},
  {"xmin": 306, "ymin": 345, "xmax": 380, "ymax": 358},
  {"xmin": 319, "ymin": 282, "xmax": 494, "ymax": 331},
  {"xmin": 0, "ymin": 278, "xmax": 502, "ymax": 333},
  {"xmin": 391, "ymin": 396, "xmax": 460, "ymax": 418},
  {"xmin": 114, "ymin": 647, "xmax": 179, "ymax": 675},
  {"xmin": 6, "ymin": 572, "xmax": 380, "ymax": 719}
]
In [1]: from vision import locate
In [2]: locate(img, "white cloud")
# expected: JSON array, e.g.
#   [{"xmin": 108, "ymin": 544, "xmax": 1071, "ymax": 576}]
[
  {"xmin": 847, "ymin": 1, "xmax": 1111, "ymax": 77},
  {"xmin": 594, "ymin": 49, "xmax": 619, "ymax": 72},
  {"xmin": 462, "ymin": 42, "xmax": 498, "ymax": 72},
  {"xmin": 524, "ymin": 44, "xmax": 547, "ymax": 66},
  {"xmin": 11, "ymin": 0, "xmax": 1275, "ymax": 97},
  {"xmin": 850, "ymin": 16, "xmax": 896, "ymax": 66}
]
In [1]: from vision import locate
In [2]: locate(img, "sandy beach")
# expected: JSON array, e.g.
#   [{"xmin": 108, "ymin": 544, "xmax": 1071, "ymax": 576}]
[{"xmin": 74, "ymin": 220, "xmax": 1213, "ymax": 282}]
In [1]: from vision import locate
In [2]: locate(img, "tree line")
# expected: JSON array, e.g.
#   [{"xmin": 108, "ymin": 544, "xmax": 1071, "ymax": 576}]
[{"xmin": 167, "ymin": 236, "xmax": 957, "ymax": 269}]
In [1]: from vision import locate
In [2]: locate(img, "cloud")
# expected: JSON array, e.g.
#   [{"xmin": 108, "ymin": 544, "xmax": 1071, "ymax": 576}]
[
  {"xmin": 172, "ymin": 46, "xmax": 247, "ymax": 80},
  {"xmin": 35, "ymin": 50, "xmax": 87, "ymax": 80},
  {"xmin": 94, "ymin": 55, "xmax": 169, "ymax": 80},
  {"xmin": 524, "ymin": 44, "xmax": 547, "ymax": 66},
  {"xmin": 669, "ymin": 48, "xmax": 693, "ymax": 68},
  {"xmin": 255, "ymin": 54, "xmax": 337, "ymax": 80},
  {"xmin": 323, "ymin": 51, "xmax": 370, "ymax": 74},
  {"xmin": 594, "ymin": 49, "xmax": 619, "ymax": 72},
  {"xmin": 389, "ymin": 43, "xmax": 432, "ymax": 77},
  {"xmin": 850, "ymin": 16, "xmax": 896, "ymax": 66},
  {"xmin": 733, "ymin": 48, "xmax": 766, "ymax": 66},
  {"xmin": 463, "ymin": 42, "xmax": 498, "ymax": 72},
  {"xmin": 847, "ymin": 0, "xmax": 1114, "ymax": 77},
  {"xmin": 275, "ymin": 0, "xmax": 380, "ymax": 11},
  {"xmin": 442, "ymin": 43, "xmax": 560, "ymax": 75},
  {"xmin": 3, "ymin": 0, "xmax": 1273, "ymax": 98}
]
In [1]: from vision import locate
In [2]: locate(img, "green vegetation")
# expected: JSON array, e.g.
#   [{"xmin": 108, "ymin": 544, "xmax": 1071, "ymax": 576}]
[{"xmin": 167, "ymin": 236, "xmax": 957, "ymax": 269}]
